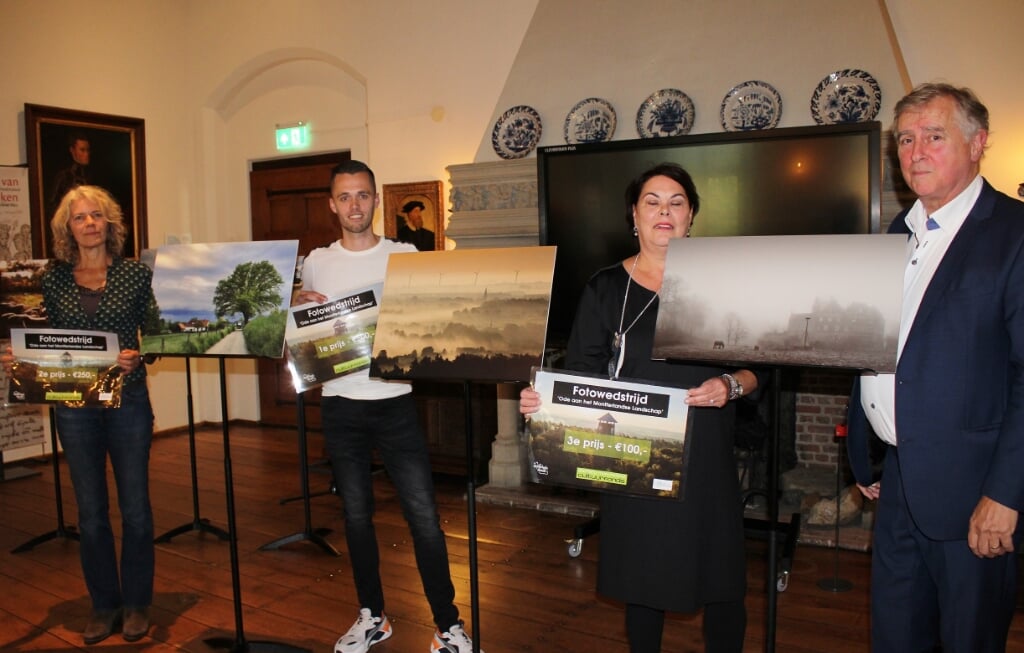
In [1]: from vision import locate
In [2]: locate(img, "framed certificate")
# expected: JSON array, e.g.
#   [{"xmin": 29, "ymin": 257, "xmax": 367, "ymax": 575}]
[{"xmin": 527, "ymin": 368, "xmax": 693, "ymax": 499}]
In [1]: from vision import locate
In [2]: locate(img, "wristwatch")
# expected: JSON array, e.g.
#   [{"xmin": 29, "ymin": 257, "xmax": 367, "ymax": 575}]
[{"xmin": 720, "ymin": 373, "xmax": 743, "ymax": 401}]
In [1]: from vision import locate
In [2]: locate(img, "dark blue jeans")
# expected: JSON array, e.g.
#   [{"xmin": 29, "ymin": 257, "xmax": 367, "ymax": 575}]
[
  {"xmin": 55, "ymin": 382, "xmax": 154, "ymax": 611},
  {"xmin": 321, "ymin": 393, "xmax": 459, "ymax": 631}
]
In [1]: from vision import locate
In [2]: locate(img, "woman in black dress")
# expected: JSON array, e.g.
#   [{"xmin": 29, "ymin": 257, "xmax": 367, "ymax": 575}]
[{"xmin": 521, "ymin": 163, "xmax": 759, "ymax": 653}]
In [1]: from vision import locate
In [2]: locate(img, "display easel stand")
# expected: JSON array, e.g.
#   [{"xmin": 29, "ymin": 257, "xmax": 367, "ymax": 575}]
[
  {"xmin": 462, "ymin": 381, "xmax": 481, "ymax": 653},
  {"xmin": 259, "ymin": 391, "xmax": 339, "ymax": 556},
  {"xmin": 765, "ymin": 368, "xmax": 782, "ymax": 651},
  {"xmin": 12, "ymin": 406, "xmax": 79, "ymax": 553},
  {"xmin": 155, "ymin": 357, "xmax": 229, "ymax": 543},
  {"xmin": 740, "ymin": 368, "xmax": 801, "ymax": 653},
  {"xmin": 277, "ymin": 461, "xmax": 333, "ymax": 506},
  {"xmin": 203, "ymin": 358, "xmax": 311, "ymax": 653},
  {"xmin": 817, "ymin": 424, "xmax": 853, "ymax": 593}
]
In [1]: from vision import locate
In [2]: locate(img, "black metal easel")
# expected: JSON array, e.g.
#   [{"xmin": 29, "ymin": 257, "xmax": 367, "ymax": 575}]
[
  {"xmin": 155, "ymin": 356, "xmax": 229, "ymax": 543},
  {"xmin": 816, "ymin": 423, "xmax": 853, "ymax": 593},
  {"xmin": 12, "ymin": 406, "xmax": 80, "ymax": 553},
  {"xmin": 462, "ymin": 381, "xmax": 481, "ymax": 653},
  {"xmin": 259, "ymin": 391, "xmax": 339, "ymax": 556},
  {"xmin": 765, "ymin": 367, "xmax": 783, "ymax": 650},
  {"xmin": 203, "ymin": 358, "xmax": 311, "ymax": 653}
]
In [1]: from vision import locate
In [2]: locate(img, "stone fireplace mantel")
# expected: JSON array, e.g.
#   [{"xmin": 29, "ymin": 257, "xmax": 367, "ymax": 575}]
[{"xmin": 445, "ymin": 158, "xmax": 539, "ymax": 488}]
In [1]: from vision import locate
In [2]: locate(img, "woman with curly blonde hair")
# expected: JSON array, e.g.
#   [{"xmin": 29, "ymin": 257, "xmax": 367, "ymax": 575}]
[{"xmin": 33, "ymin": 185, "xmax": 154, "ymax": 643}]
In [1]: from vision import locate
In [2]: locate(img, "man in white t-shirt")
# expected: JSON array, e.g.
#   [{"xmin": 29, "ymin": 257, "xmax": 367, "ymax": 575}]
[{"xmin": 295, "ymin": 160, "xmax": 480, "ymax": 653}]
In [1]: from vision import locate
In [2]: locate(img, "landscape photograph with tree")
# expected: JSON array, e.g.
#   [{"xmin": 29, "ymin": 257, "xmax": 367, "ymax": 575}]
[{"xmin": 140, "ymin": 240, "xmax": 299, "ymax": 357}]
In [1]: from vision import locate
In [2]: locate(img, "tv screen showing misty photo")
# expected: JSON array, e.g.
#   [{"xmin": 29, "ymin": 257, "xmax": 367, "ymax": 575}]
[{"xmin": 538, "ymin": 122, "xmax": 881, "ymax": 350}]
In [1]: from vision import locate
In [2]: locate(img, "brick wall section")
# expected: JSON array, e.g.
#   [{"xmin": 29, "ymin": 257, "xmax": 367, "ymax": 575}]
[{"xmin": 794, "ymin": 368, "xmax": 857, "ymax": 468}]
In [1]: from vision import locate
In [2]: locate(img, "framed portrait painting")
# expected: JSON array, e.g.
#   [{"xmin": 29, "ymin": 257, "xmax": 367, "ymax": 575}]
[
  {"xmin": 383, "ymin": 180, "xmax": 445, "ymax": 251},
  {"xmin": 24, "ymin": 104, "xmax": 148, "ymax": 259}
]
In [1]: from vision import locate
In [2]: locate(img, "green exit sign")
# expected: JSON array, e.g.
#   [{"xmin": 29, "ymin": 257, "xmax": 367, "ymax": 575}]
[{"xmin": 276, "ymin": 123, "xmax": 309, "ymax": 150}]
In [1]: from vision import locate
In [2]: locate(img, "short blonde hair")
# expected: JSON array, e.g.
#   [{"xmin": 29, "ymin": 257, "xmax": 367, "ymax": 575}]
[{"xmin": 50, "ymin": 185, "xmax": 127, "ymax": 264}]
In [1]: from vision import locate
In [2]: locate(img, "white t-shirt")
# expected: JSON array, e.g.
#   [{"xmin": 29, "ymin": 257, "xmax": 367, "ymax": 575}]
[{"xmin": 301, "ymin": 237, "xmax": 417, "ymax": 400}]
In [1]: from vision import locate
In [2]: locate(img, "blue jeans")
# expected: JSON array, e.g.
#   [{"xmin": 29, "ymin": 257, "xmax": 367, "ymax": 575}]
[
  {"xmin": 321, "ymin": 394, "xmax": 459, "ymax": 631},
  {"xmin": 55, "ymin": 382, "xmax": 154, "ymax": 611}
]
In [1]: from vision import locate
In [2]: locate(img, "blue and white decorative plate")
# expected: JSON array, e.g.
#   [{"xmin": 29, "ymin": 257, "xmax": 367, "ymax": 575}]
[
  {"xmin": 564, "ymin": 97, "xmax": 617, "ymax": 144},
  {"xmin": 810, "ymin": 69, "xmax": 881, "ymax": 125},
  {"xmin": 491, "ymin": 105, "xmax": 542, "ymax": 160},
  {"xmin": 720, "ymin": 80, "xmax": 782, "ymax": 131},
  {"xmin": 636, "ymin": 89, "xmax": 695, "ymax": 138}
]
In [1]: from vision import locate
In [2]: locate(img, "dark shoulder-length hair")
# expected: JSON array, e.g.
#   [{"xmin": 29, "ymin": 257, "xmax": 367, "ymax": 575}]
[
  {"xmin": 50, "ymin": 185, "xmax": 127, "ymax": 264},
  {"xmin": 624, "ymin": 162, "xmax": 701, "ymax": 229}
]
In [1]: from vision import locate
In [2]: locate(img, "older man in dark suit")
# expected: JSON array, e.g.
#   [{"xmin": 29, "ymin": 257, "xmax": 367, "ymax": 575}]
[{"xmin": 847, "ymin": 83, "xmax": 1024, "ymax": 652}]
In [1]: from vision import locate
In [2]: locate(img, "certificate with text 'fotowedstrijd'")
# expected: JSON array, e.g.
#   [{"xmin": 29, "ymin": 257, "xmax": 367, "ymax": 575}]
[
  {"xmin": 527, "ymin": 369, "xmax": 692, "ymax": 500},
  {"xmin": 284, "ymin": 284, "xmax": 382, "ymax": 392},
  {"xmin": 8, "ymin": 328, "xmax": 122, "ymax": 407}
]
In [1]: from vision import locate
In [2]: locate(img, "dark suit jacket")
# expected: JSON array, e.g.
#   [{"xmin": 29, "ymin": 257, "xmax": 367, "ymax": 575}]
[{"xmin": 847, "ymin": 180, "xmax": 1024, "ymax": 540}]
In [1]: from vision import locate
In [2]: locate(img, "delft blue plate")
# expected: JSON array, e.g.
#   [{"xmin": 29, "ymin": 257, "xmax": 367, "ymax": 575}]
[
  {"xmin": 720, "ymin": 80, "xmax": 782, "ymax": 131},
  {"xmin": 492, "ymin": 105, "xmax": 542, "ymax": 159},
  {"xmin": 811, "ymin": 69, "xmax": 881, "ymax": 125},
  {"xmin": 636, "ymin": 89, "xmax": 695, "ymax": 138},
  {"xmin": 564, "ymin": 97, "xmax": 617, "ymax": 144}
]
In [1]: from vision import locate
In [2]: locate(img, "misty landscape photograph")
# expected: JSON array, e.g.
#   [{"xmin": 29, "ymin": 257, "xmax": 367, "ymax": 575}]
[
  {"xmin": 652, "ymin": 234, "xmax": 905, "ymax": 372},
  {"xmin": 141, "ymin": 240, "xmax": 298, "ymax": 358},
  {"xmin": 371, "ymin": 246, "xmax": 556, "ymax": 382}
]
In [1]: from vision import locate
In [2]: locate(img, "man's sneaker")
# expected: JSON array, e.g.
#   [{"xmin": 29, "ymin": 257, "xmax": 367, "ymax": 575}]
[
  {"xmin": 430, "ymin": 622, "xmax": 482, "ymax": 653},
  {"xmin": 335, "ymin": 608, "xmax": 393, "ymax": 653}
]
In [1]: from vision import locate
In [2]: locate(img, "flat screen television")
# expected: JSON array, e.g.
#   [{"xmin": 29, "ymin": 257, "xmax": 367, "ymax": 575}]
[{"xmin": 538, "ymin": 121, "xmax": 882, "ymax": 350}]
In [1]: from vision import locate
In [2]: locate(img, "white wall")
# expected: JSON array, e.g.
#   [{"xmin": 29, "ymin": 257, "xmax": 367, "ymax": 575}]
[
  {"xmin": 0, "ymin": 0, "xmax": 1020, "ymax": 432},
  {"xmin": 885, "ymin": 0, "xmax": 1024, "ymax": 195},
  {"xmin": 478, "ymin": 0, "xmax": 906, "ymax": 157}
]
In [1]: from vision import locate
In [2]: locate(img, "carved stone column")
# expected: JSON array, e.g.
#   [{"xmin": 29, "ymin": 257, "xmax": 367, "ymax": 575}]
[{"xmin": 446, "ymin": 159, "xmax": 538, "ymax": 488}]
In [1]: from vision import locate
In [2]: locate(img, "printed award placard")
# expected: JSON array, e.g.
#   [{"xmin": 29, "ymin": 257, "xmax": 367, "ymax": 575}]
[
  {"xmin": 527, "ymin": 369, "xmax": 692, "ymax": 499},
  {"xmin": 284, "ymin": 284, "xmax": 382, "ymax": 392},
  {"xmin": 8, "ymin": 328, "xmax": 122, "ymax": 406}
]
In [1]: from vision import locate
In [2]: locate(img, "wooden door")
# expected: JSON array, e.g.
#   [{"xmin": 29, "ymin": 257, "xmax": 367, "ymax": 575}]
[{"xmin": 250, "ymin": 153, "xmax": 348, "ymax": 427}]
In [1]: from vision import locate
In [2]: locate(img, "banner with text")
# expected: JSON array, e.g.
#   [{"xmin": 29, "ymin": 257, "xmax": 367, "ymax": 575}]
[
  {"xmin": 8, "ymin": 328, "xmax": 122, "ymax": 406},
  {"xmin": 0, "ymin": 166, "xmax": 32, "ymax": 261},
  {"xmin": 527, "ymin": 368, "xmax": 692, "ymax": 499},
  {"xmin": 284, "ymin": 283, "xmax": 382, "ymax": 392}
]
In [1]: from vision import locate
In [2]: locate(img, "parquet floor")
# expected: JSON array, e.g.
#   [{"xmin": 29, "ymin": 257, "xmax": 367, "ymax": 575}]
[{"xmin": 0, "ymin": 424, "xmax": 1021, "ymax": 652}]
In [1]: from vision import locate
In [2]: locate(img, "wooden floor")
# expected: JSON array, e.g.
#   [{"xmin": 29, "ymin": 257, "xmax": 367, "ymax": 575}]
[{"xmin": 0, "ymin": 425, "xmax": 1022, "ymax": 653}]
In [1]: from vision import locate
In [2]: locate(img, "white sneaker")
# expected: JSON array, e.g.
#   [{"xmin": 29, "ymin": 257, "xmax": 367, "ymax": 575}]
[
  {"xmin": 431, "ymin": 622, "xmax": 482, "ymax": 653},
  {"xmin": 335, "ymin": 608, "xmax": 393, "ymax": 653}
]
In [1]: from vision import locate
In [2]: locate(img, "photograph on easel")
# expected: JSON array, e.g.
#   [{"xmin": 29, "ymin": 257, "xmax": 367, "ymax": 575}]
[
  {"xmin": 141, "ymin": 240, "xmax": 298, "ymax": 358},
  {"xmin": 653, "ymin": 234, "xmax": 904, "ymax": 372},
  {"xmin": 370, "ymin": 246, "xmax": 556, "ymax": 383}
]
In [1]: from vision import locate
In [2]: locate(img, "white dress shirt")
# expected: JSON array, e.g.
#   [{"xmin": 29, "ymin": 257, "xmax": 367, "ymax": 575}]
[{"xmin": 859, "ymin": 175, "xmax": 983, "ymax": 445}]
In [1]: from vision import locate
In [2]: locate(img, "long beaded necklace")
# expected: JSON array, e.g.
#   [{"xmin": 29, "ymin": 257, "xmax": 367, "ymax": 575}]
[{"xmin": 609, "ymin": 252, "xmax": 659, "ymax": 379}]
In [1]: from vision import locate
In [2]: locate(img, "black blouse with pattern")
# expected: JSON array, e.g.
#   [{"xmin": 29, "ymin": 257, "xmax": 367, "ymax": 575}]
[{"xmin": 41, "ymin": 258, "xmax": 154, "ymax": 385}]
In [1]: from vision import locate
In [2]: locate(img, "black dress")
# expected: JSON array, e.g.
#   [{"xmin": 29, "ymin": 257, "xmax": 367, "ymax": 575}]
[{"xmin": 566, "ymin": 263, "xmax": 746, "ymax": 612}]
